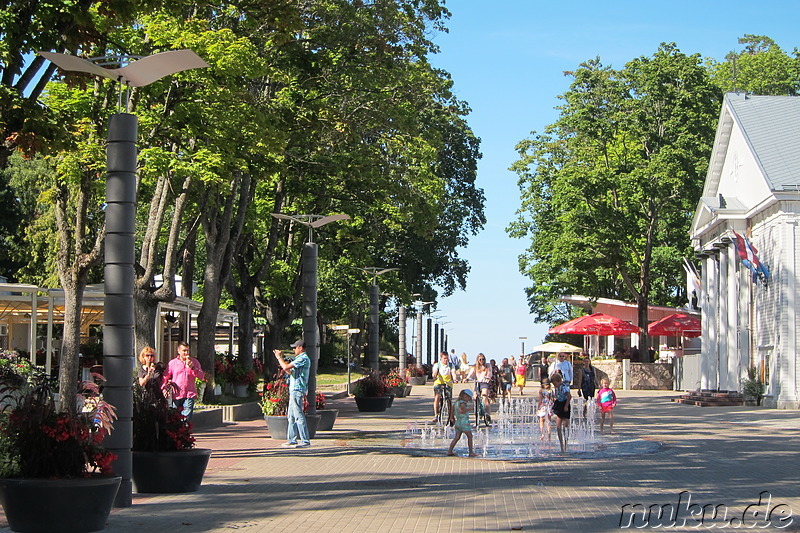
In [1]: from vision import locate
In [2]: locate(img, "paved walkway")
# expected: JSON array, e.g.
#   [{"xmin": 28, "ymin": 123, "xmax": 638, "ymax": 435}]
[{"xmin": 3, "ymin": 384, "xmax": 800, "ymax": 532}]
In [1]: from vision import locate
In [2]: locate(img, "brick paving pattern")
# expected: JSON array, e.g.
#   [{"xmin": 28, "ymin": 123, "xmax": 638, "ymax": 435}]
[{"xmin": 2, "ymin": 385, "xmax": 799, "ymax": 532}]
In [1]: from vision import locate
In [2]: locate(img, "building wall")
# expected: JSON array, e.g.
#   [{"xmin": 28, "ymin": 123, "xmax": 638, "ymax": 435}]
[
  {"xmin": 716, "ymin": 124, "xmax": 772, "ymax": 207},
  {"xmin": 754, "ymin": 207, "xmax": 800, "ymax": 408},
  {"xmin": 592, "ymin": 360, "xmax": 673, "ymax": 390}
]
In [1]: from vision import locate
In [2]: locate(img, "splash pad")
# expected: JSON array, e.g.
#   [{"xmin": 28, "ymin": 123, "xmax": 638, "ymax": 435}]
[{"xmin": 401, "ymin": 395, "xmax": 659, "ymax": 460}]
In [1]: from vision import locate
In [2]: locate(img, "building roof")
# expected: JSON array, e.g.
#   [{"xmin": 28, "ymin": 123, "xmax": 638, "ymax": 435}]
[{"xmin": 726, "ymin": 93, "xmax": 800, "ymax": 191}]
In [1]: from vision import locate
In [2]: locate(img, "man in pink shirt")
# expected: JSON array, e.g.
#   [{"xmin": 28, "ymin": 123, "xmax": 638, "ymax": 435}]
[{"xmin": 164, "ymin": 341, "xmax": 205, "ymax": 420}]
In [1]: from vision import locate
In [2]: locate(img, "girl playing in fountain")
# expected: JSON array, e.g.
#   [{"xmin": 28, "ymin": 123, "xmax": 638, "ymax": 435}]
[
  {"xmin": 551, "ymin": 373, "xmax": 571, "ymax": 452},
  {"xmin": 536, "ymin": 377, "xmax": 554, "ymax": 441},
  {"xmin": 447, "ymin": 388, "xmax": 478, "ymax": 457},
  {"xmin": 596, "ymin": 378, "xmax": 617, "ymax": 434}
]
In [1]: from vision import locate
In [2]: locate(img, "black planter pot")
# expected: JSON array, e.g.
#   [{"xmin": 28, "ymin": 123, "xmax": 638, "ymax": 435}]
[
  {"xmin": 316, "ymin": 409, "xmax": 339, "ymax": 431},
  {"xmin": 132, "ymin": 448, "xmax": 212, "ymax": 493},
  {"xmin": 408, "ymin": 377, "xmax": 426, "ymax": 386},
  {"xmin": 354, "ymin": 395, "xmax": 392, "ymax": 412},
  {"xmin": 265, "ymin": 414, "xmax": 321, "ymax": 439},
  {"xmin": 387, "ymin": 387, "xmax": 407, "ymax": 399},
  {"xmin": 0, "ymin": 475, "xmax": 121, "ymax": 533}
]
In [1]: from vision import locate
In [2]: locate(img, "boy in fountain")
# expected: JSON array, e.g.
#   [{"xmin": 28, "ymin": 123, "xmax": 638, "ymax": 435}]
[
  {"xmin": 551, "ymin": 373, "xmax": 571, "ymax": 452},
  {"xmin": 596, "ymin": 378, "xmax": 617, "ymax": 434},
  {"xmin": 447, "ymin": 388, "xmax": 478, "ymax": 457}
]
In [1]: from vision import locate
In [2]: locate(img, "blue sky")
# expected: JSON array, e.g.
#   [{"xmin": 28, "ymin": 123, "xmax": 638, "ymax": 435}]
[{"xmin": 423, "ymin": 0, "xmax": 799, "ymax": 361}]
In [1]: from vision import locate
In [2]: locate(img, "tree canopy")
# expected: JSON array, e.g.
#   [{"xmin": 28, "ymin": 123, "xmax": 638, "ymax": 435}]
[{"xmin": 509, "ymin": 43, "xmax": 720, "ymax": 355}]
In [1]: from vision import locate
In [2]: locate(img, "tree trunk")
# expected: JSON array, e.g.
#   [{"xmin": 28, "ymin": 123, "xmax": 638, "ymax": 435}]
[
  {"xmin": 133, "ymin": 288, "xmax": 159, "ymax": 360},
  {"xmin": 196, "ymin": 174, "xmax": 253, "ymax": 384},
  {"xmin": 57, "ymin": 283, "xmax": 84, "ymax": 413},
  {"xmin": 264, "ymin": 294, "xmax": 298, "ymax": 376}
]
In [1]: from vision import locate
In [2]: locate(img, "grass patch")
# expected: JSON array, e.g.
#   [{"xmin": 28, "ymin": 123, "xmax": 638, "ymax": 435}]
[{"xmin": 316, "ymin": 367, "xmax": 352, "ymax": 386}]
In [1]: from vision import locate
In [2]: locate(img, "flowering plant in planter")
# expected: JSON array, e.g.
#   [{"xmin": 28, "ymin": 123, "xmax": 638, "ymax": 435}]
[
  {"xmin": 133, "ymin": 379, "xmax": 195, "ymax": 452},
  {"xmin": 214, "ymin": 354, "xmax": 231, "ymax": 389},
  {"xmin": 316, "ymin": 391, "xmax": 325, "ymax": 409},
  {"xmin": 260, "ymin": 372, "xmax": 289, "ymax": 416},
  {"xmin": 303, "ymin": 391, "xmax": 326, "ymax": 412},
  {"xmin": 0, "ymin": 374, "xmax": 117, "ymax": 478},
  {"xmin": 351, "ymin": 372, "xmax": 388, "ymax": 398},
  {"xmin": 406, "ymin": 365, "xmax": 425, "ymax": 379},
  {"xmin": 385, "ymin": 368, "xmax": 406, "ymax": 389},
  {"xmin": 0, "ymin": 350, "xmax": 39, "ymax": 386}
]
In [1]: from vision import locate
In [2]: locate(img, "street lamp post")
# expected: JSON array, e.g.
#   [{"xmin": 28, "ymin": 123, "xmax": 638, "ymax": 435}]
[
  {"xmin": 398, "ymin": 305, "xmax": 407, "ymax": 375},
  {"xmin": 519, "ymin": 336, "xmax": 528, "ymax": 360},
  {"xmin": 330, "ymin": 324, "xmax": 359, "ymax": 393},
  {"xmin": 40, "ymin": 50, "xmax": 208, "ymax": 508},
  {"xmin": 358, "ymin": 267, "xmax": 397, "ymax": 371},
  {"xmin": 272, "ymin": 213, "xmax": 349, "ymax": 415}
]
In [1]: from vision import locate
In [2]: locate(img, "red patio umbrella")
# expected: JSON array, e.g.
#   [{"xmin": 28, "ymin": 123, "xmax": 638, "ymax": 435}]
[
  {"xmin": 647, "ymin": 313, "xmax": 701, "ymax": 338},
  {"xmin": 549, "ymin": 313, "xmax": 639, "ymax": 336}
]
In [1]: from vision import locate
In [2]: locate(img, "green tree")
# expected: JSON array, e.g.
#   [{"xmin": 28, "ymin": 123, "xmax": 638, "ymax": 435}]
[
  {"xmin": 509, "ymin": 44, "xmax": 719, "ymax": 359},
  {"xmin": 709, "ymin": 35, "xmax": 800, "ymax": 96}
]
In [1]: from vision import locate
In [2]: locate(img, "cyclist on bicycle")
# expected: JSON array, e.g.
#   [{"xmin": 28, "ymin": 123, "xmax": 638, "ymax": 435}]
[
  {"xmin": 467, "ymin": 353, "xmax": 493, "ymax": 425},
  {"xmin": 431, "ymin": 351, "xmax": 457, "ymax": 423}
]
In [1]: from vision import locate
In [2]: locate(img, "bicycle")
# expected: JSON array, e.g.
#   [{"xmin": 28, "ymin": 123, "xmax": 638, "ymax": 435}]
[
  {"xmin": 435, "ymin": 384, "xmax": 454, "ymax": 426},
  {"xmin": 473, "ymin": 381, "xmax": 491, "ymax": 428}
]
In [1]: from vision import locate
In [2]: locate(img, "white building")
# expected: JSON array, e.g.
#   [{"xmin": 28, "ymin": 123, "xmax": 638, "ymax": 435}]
[{"xmin": 690, "ymin": 92, "xmax": 800, "ymax": 408}]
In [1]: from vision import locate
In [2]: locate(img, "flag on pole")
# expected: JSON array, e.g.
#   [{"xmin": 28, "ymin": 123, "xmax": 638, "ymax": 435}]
[
  {"xmin": 731, "ymin": 231, "xmax": 770, "ymax": 285},
  {"xmin": 682, "ymin": 257, "xmax": 701, "ymax": 309}
]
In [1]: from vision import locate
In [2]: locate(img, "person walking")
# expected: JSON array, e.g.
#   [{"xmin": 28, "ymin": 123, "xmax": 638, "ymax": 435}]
[
  {"xmin": 274, "ymin": 339, "xmax": 312, "ymax": 448},
  {"xmin": 499, "ymin": 358, "xmax": 514, "ymax": 399},
  {"xmin": 163, "ymin": 341, "xmax": 205, "ymax": 421},
  {"xmin": 515, "ymin": 358, "xmax": 528, "ymax": 395},
  {"xmin": 550, "ymin": 352, "xmax": 574, "ymax": 386},
  {"xmin": 579, "ymin": 355, "xmax": 597, "ymax": 402}
]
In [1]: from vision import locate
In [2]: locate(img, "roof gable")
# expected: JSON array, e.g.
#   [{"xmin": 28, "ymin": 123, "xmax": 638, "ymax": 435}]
[
  {"xmin": 692, "ymin": 93, "xmax": 800, "ymax": 239},
  {"xmin": 727, "ymin": 93, "xmax": 800, "ymax": 191}
]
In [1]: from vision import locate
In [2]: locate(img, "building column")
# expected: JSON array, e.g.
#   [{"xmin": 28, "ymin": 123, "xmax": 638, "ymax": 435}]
[
  {"xmin": 726, "ymin": 241, "xmax": 740, "ymax": 392},
  {"xmin": 700, "ymin": 255, "xmax": 710, "ymax": 390},
  {"xmin": 706, "ymin": 251, "xmax": 720, "ymax": 390},
  {"xmin": 716, "ymin": 242, "xmax": 729, "ymax": 391}
]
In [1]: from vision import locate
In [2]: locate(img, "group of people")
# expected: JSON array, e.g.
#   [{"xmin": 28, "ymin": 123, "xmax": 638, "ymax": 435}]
[
  {"xmin": 433, "ymin": 350, "xmax": 618, "ymax": 456},
  {"xmin": 137, "ymin": 341, "xmax": 206, "ymax": 420},
  {"xmin": 138, "ymin": 338, "xmax": 311, "ymax": 449}
]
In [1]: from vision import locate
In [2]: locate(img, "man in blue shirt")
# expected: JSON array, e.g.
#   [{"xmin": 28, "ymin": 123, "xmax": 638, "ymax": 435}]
[{"xmin": 274, "ymin": 339, "xmax": 311, "ymax": 448}]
